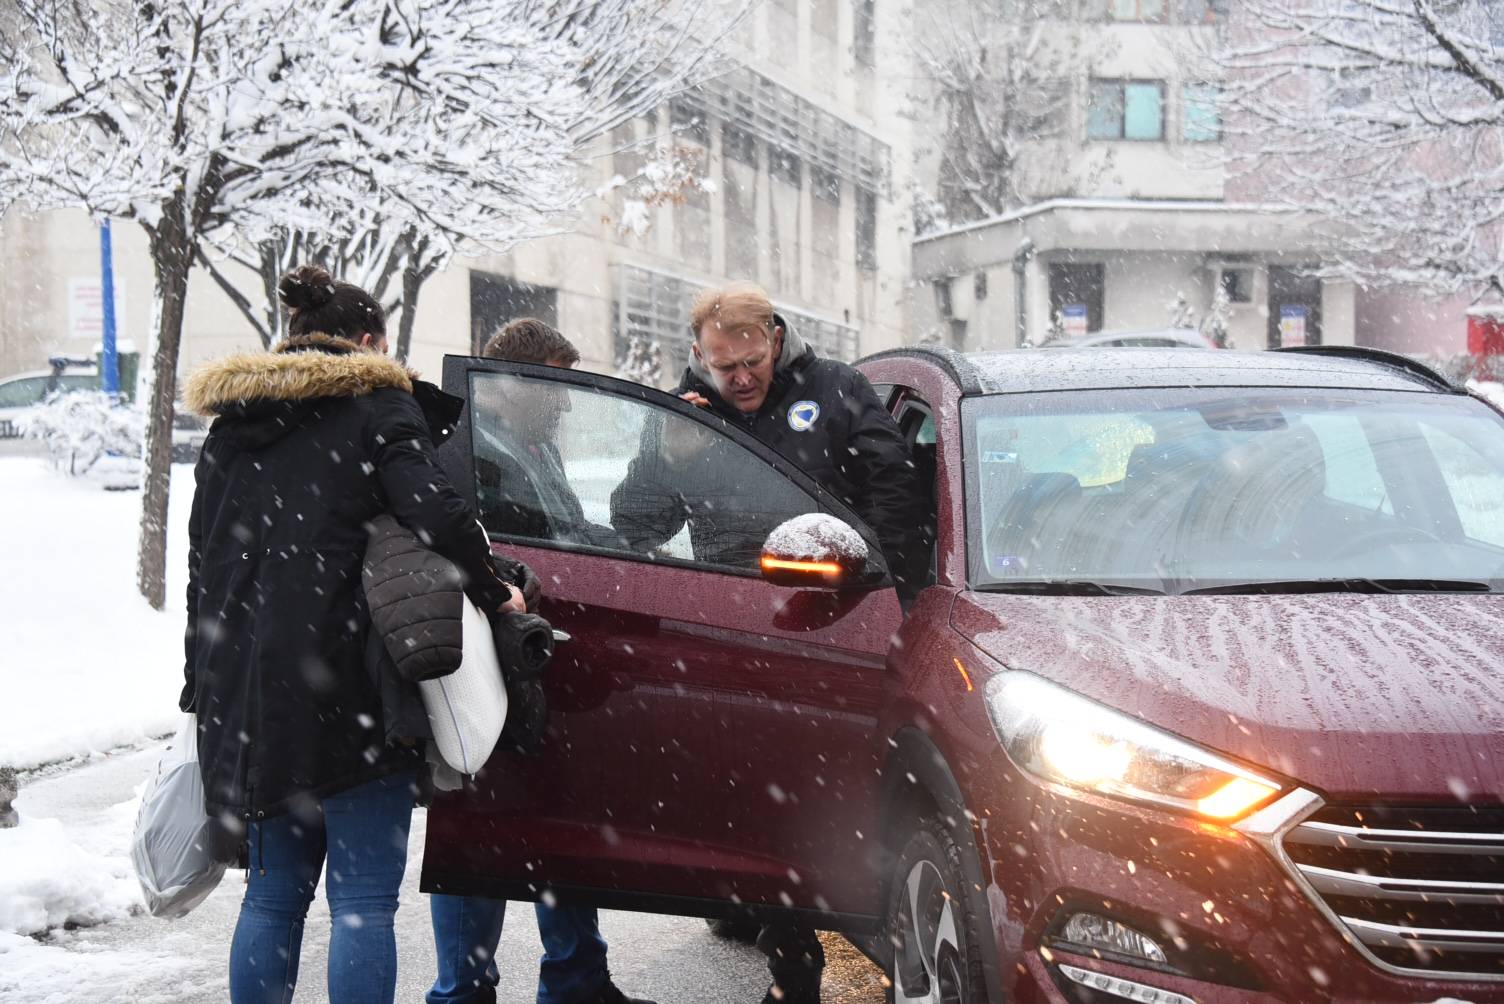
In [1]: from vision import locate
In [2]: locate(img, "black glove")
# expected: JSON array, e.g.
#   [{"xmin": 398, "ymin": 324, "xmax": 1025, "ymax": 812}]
[{"xmin": 492, "ymin": 554, "xmax": 542, "ymax": 612}]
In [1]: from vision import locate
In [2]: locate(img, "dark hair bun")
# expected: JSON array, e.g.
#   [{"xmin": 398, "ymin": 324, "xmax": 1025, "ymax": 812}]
[{"xmin": 278, "ymin": 264, "xmax": 335, "ymax": 312}]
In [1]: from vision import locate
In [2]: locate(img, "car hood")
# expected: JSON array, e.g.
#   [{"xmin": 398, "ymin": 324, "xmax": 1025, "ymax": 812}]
[{"xmin": 953, "ymin": 591, "xmax": 1504, "ymax": 801}]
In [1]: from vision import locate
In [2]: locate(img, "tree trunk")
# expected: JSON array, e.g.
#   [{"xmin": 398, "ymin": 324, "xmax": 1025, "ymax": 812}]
[
  {"xmin": 136, "ymin": 220, "xmax": 192, "ymax": 610},
  {"xmin": 395, "ymin": 257, "xmax": 423, "ymax": 363}
]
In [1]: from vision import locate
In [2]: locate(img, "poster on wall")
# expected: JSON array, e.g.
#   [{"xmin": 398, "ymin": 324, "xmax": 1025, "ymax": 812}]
[
  {"xmin": 1062, "ymin": 304, "xmax": 1089, "ymax": 339},
  {"xmin": 1279, "ymin": 305, "xmax": 1307, "ymax": 347}
]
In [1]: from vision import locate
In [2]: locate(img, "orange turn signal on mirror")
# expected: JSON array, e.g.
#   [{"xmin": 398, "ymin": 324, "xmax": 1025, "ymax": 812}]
[{"xmin": 760, "ymin": 556, "xmax": 844, "ymax": 576}]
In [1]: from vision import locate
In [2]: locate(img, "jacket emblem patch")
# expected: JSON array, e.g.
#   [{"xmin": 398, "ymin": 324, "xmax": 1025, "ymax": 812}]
[{"xmin": 787, "ymin": 400, "xmax": 820, "ymax": 431}]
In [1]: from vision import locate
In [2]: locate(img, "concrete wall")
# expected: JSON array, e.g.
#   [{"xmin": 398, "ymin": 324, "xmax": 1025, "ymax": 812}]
[{"xmin": 1354, "ymin": 287, "xmax": 1471, "ymax": 356}]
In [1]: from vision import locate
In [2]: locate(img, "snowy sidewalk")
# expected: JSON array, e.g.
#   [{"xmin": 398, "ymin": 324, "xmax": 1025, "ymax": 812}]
[
  {"xmin": 0, "ymin": 745, "xmax": 885, "ymax": 1004},
  {"xmin": 0, "ymin": 457, "xmax": 193, "ymax": 771}
]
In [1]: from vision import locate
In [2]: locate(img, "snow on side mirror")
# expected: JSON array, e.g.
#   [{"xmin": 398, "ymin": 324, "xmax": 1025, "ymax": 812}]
[{"xmin": 760, "ymin": 513, "xmax": 874, "ymax": 590}]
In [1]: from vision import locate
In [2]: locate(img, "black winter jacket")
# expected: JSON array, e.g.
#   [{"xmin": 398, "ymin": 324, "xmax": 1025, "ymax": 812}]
[
  {"xmin": 610, "ymin": 319, "xmax": 922, "ymax": 596},
  {"xmin": 179, "ymin": 335, "xmax": 511, "ymax": 822}
]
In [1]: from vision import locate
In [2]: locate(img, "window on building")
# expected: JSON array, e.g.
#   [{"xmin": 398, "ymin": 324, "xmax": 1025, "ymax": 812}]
[
  {"xmin": 1329, "ymin": 68, "xmax": 1373, "ymax": 109},
  {"xmin": 769, "ymin": 148, "xmax": 802, "ymax": 297},
  {"xmin": 974, "ymin": 271, "xmax": 989, "ymax": 302},
  {"xmin": 770, "ymin": 0, "xmax": 798, "ymax": 70},
  {"xmin": 1048, "ymin": 262, "xmax": 1105, "ymax": 334},
  {"xmin": 1182, "ymin": 84, "xmax": 1221, "ymax": 142},
  {"xmin": 669, "ymin": 97, "xmax": 710, "ymax": 146},
  {"xmin": 724, "ymin": 151, "xmax": 759, "ymax": 280},
  {"xmin": 470, "ymin": 272, "xmax": 558, "ymax": 353},
  {"xmin": 723, "ymin": 123, "xmax": 758, "ymax": 166},
  {"xmin": 854, "ymin": 0, "xmax": 876, "ymax": 67},
  {"xmin": 1108, "ymin": 0, "xmax": 1167, "ymax": 21},
  {"xmin": 1219, "ymin": 267, "xmax": 1252, "ymax": 303},
  {"xmin": 1176, "ymin": 0, "xmax": 1228, "ymax": 22},
  {"xmin": 1087, "ymin": 79, "xmax": 1165, "ymax": 141},
  {"xmin": 770, "ymin": 147, "xmax": 802, "ymax": 188},
  {"xmin": 856, "ymin": 189, "xmax": 878, "ymax": 272},
  {"xmin": 1019, "ymin": 78, "xmax": 1072, "ymax": 138},
  {"xmin": 675, "ymin": 141, "xmax": 711, "ymax": 263}
]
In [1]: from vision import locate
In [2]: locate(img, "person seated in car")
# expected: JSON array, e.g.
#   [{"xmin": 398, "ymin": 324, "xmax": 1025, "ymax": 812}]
[
  {"xmin": 470, "ymin": 320, "xmax": 618, "ymax": 550},
  {"xmin": 427, "ymin": 318, "xmax": 652, "ymax": 1004},
  {"xmin": 609, "ymin": 281, "xmax": 923, "ymax": 1004}
]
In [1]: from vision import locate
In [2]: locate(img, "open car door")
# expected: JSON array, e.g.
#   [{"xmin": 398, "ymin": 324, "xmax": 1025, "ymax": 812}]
[{"xmin": 420, "ymin": 357, "xmax": 905, "ymax": 930}]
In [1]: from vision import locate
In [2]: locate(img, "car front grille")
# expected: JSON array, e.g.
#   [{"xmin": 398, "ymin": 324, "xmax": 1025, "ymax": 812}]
[{"xmin": 1282, "ymin": 804, "xmax": 1504, "ymax": 979}]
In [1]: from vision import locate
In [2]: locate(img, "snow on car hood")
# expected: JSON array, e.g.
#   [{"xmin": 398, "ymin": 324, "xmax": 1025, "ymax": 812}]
[{"xmin": 953, "ymin": 591, "xmax": 1504, "ymax": 800}]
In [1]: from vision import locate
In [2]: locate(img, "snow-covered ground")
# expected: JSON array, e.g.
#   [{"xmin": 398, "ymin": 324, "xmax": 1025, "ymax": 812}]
[
  {"xmin": 0, "ymin": 457, "xmax": 192, "ymax": 771},
  {"xmin": 0, "ymin": 456, "xmax": 193, "ymax": 950}
]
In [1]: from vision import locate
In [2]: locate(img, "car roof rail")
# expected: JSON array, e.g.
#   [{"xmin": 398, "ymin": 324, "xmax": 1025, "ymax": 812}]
[
  {"xmin": 1272, "ymin": 345, "xmax": 1459, "ymax": 393},
  {"xmin": 859, "ymin": 346, "xmax": 982, "ymax": 394}
]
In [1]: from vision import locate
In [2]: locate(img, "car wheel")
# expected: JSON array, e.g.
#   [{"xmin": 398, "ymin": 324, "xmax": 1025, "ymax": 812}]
[
  {"xmin": 704, "ymin": 916, "xmax": 760, "ymax": 943},
  {"xmin": 886, "ymin": 817, "xmax": 989, "ymax": 1004}
]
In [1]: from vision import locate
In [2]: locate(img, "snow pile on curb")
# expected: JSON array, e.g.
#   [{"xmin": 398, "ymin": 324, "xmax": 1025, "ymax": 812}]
[
  {"xmin": 0, "ymin": 458, "xmax": 191, "ymax": 770},
  {"xmin": 0, "ymin": 809, "xmax": 141, "ymax": 935}
]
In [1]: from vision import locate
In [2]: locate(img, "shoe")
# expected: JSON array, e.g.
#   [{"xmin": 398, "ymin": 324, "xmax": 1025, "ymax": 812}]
[{"xmin": 576, "ymin": 978, "xmax": 656, "ymax": 1004}]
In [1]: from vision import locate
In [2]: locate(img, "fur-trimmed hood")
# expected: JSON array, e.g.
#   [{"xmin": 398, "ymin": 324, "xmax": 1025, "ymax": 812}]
[{"xmin": 184, "ymin": 334, "xmax": 417, "ymax": 417}]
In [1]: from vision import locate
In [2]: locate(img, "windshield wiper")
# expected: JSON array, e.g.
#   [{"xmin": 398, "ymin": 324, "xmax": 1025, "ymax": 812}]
[
  {"xmin": 1181, "ymin": 578, "xmax": 1494, "ymax": 596},
  {"xmin": 977, "ymin": 579, "xmax": 1167, "ymax": 596}
]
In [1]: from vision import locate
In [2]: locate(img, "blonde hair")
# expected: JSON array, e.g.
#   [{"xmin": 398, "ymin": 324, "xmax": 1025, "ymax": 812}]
[{"xmin": 690, "ymin": 282, "xmax": 775, "ymax": 340}]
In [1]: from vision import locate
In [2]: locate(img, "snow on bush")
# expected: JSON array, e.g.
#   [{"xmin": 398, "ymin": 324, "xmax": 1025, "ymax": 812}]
[
  {"xmin": 0, "ymin": 812, "xmax": 141, "ymax": 936},
  {"xmin": 20, "ymin": 393, "xmax": 143, "ymax": 478},
  {"xmin": 765, "ymin": 513, "xmax": 870, "ymax": 563}
]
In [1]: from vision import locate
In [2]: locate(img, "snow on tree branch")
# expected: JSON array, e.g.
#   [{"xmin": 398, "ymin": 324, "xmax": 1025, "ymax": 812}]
[{"xmin": 1203, "ymin": 0, "xmax": 1504, "ymax": 292}]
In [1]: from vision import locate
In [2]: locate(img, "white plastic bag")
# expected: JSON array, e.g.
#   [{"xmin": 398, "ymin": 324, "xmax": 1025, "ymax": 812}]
[
  {"xmin": 421, "ymin": 595, "xmax": 508, "ymax": 774},
  {"xmin": 131, "ymin": 714, "xmax": 229, "ymax": 918}
]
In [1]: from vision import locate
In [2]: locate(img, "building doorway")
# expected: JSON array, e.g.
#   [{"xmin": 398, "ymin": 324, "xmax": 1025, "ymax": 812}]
[
  {"xmin": 470, "ymin": 271, "xmax": 559, "ymax": 353},
  {"xmin": 1267, "ymin": 266, "xmax": 1322, "ymax": 348},
  {"xmin": 1048, "ymin": 262, "xmax": 1105, "ymax": 336}
]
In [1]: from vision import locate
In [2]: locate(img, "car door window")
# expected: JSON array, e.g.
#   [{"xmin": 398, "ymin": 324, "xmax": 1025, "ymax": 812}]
[
  {"xmin": 0, "ymin": 377, "xmax": 45, "ymax": 408},
  {"xmin": 468, "ymin": 369, "xmax": 872, "ymax": 575}
]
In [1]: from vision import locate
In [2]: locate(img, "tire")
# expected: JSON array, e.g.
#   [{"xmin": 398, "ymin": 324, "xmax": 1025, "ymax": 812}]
[
  {"xmin": 885, "ymin": 816, "xmax": 991, "ymax": 1004},
  {"xmin": 704, "ymin": 916, "xmax": 761, "ymax": 943}
]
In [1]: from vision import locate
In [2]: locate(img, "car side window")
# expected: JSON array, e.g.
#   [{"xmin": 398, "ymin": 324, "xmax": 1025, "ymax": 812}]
[
  {"xmin": 468, "ymin": 370, "xmax": 848, "ymax": 574},
  {"xmin": 0, "ymin": 377, "xmax": 45, "ymax": 408}
]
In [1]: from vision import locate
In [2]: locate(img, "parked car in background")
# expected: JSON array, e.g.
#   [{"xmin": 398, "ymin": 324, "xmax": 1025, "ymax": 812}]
[
  {"xmin": 0, "ymin": 358, "xmax": 99, "ymax": 438},
  {"xmin": 170, "ymin": 409, "xmax": 209, "ymax": 463},
  {"xmin": 1045, "ymin": 326, "xmax": 1220, "ymax": 349},
  {"xmin": 424, "ymin": 346, "xmax": 1504, "ymax": 1004}
]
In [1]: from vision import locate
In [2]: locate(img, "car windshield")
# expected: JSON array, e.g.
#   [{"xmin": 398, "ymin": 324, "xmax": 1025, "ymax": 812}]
[{"xmin": 965, "ymin": 387, "xmax": 1504, "ymax": 593}]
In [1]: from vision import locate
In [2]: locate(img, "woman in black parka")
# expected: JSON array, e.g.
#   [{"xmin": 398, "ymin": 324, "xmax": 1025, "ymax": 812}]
[{"xmin": 180, "ymin": 265, "xmax": 519, "ymax": 1004}]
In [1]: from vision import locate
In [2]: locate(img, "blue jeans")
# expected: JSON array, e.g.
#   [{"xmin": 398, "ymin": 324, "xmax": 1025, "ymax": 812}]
[
  {"xmin": 427, "ymin": 895, "xmax": 610, "ymax": 1004},
  {"xmin": 228, "ymin": 771, "xmax": 417, "ymax": 1004}
]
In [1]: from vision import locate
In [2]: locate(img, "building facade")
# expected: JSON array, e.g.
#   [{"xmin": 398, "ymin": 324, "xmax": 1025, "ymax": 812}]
[
  {"xmin": 0, "ymin": 0, "xmax": 915, "ymax": 388},
  {"xmin": 908, "ymin": 0, "xmax": 1359, "ymax": 353}
]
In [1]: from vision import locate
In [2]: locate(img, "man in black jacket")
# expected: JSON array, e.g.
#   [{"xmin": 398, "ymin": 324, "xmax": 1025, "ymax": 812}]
[
  {"xmin": 610, "ymin": 282, "xmax": 922, "ymax": 603},
  {"xmin": 611, "ymin": 282, "xmax": 922, "ymax": 1004}
]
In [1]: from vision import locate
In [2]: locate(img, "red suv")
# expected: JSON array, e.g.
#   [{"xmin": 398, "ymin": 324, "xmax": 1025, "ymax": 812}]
[{"xmin": 424, "ymin": 345, "xmax": 1504, "ymax": 1004}]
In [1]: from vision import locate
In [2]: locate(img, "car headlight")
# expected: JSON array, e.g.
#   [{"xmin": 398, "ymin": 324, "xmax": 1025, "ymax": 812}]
[{"xmin": 985, "ymin": 672, "xmax": 1280, "ymax": 821}]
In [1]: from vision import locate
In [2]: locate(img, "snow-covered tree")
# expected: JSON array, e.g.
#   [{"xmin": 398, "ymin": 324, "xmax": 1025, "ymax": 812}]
[
  {"xmin": 1207, "ymin": 0, "xmax": 1504, "ymax": 293},
  {"xmin": 614, "ymin": 333, "xmax": 663, "ymax": 386},
  {"xmin": 0, "ymin": 0, "xmax": 745, "ymax": 607},
  {"xmin": 910, "ymin": 0, "xmax": 1110, "ymax": 228}
]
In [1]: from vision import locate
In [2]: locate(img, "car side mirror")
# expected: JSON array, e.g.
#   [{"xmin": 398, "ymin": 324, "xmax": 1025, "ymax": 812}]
[{"xmin": 760, "ymin": 514, "xmax": 885, "ymax": 590}]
